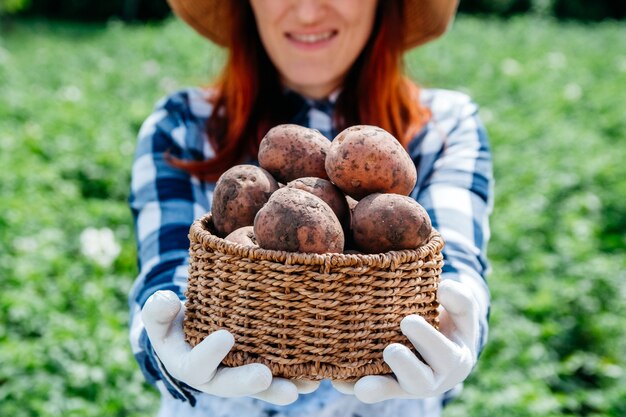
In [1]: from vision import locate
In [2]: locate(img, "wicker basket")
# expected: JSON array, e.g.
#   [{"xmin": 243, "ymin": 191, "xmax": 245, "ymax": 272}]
[{"xmin": 183, "ymin": 213, "xmax": 444, "ymax": 381}]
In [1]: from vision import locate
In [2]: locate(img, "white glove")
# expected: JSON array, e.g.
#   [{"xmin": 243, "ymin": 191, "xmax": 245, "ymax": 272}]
[
  {"xmin": 332, "ymin": 279, "xmax": 479, "ymax": 403},
  {"xmin": 141, "ymin": 290, "xmax": 320, "ymax": 405}
]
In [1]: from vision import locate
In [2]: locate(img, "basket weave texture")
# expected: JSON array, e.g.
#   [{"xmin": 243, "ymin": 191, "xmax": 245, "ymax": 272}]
[{"xmin": 183, "ymin": 213, "xmax": 444, "ymax": 381}]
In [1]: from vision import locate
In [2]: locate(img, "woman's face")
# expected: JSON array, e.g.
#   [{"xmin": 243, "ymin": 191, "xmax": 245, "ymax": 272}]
[{"xmin": 249, "ymin": 0, "xmax": 378, "ymax": 99}]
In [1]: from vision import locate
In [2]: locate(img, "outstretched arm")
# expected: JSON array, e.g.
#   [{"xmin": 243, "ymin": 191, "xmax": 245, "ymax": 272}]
[
  {"xmin": 128, "ymin": 91, "xmax": 312, "ymax": 405},
  {"xmin": 334, "ymin": 92, "xmax": 493, "ymax": 402}
]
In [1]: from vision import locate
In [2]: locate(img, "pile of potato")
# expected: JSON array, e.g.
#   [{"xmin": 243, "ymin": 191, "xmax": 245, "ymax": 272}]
[{"xmin": 211, "ymin": 124, "xmax": 432, "ymax": 254}]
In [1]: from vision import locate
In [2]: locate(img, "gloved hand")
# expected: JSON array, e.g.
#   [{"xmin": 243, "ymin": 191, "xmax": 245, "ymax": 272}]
[
  {"xmin": 332, "ymin": 279, "xmax": 479, "ymax": 403},
  {"xmin": 142, "ymin": 290, "xmax": 320, "ymax": 405}
]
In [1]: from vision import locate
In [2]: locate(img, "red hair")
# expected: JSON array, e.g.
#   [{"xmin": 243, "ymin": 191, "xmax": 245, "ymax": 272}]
[{"xmin": 169, "ymin": 0, "xmax": 430, "ymax": 181}]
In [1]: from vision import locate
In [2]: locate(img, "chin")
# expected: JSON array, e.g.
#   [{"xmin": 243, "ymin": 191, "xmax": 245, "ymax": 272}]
[{"xmin": 285, "ymin": 74, "xmax": 339, "ymax": 96}]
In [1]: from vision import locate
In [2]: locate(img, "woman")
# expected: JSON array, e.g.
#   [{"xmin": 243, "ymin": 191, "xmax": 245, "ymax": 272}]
[{"xmin": 129, "ymin": 1, "xmax": 493, "ymax": 416}]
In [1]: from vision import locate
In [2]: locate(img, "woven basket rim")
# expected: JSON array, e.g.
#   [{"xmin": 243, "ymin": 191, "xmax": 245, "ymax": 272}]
[{"xmin": 189, "ymin": 213, "xmax": 444, "ymax": 270}]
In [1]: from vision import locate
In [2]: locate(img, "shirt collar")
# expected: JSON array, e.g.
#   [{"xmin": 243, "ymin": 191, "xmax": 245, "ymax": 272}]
[
  {"xmin": 282, "ymin": 87, "xmax": 339, "ymax": 139},
  {"xmin": 282, "ymin": 87, "xmax": 340, "ymax": 115}
]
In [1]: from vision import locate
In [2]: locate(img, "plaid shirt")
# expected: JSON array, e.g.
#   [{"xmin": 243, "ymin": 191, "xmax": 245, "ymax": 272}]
[{"xmin": 128, "ymin": 87, "xmax": 493, "ymax": 414}]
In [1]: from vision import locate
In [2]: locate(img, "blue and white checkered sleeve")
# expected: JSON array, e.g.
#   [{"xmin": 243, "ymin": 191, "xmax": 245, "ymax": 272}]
[
  {"xmin": 412, "ymin": 95, "xmax": 494, "ymax": 358},
  {"xmin": 127, "ymin": 97, "xmax": 211, "ymax": 406}
]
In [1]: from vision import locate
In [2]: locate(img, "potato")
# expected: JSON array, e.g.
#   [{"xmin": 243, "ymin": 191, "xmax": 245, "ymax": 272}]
[
  {"xmin": 258, "ymin": 124, "xmax": 330, "ymax": 183},
  {"xmin": 341, "ymin": 195, "xmax": 360, "ymax": 251},
  {"xmin": 345, "ymin": 195, "xmax": 359, "ymax": 213},
  {"xmin": 224, "ymin": 226, "xmax": 258, "ymax": 247},
  {"xmin": 286, "ymin": 177, "xmax": 349, "ymax": 227},
  {"xmin": 212, "ymin": 164, "xmax": 280, "ymax": 236},
  {"xmin": 325, "ymin": 125, "xmax": 417, "ymax": 199},
  {"xmin": 351, "ymin": 193, "xmax": 432, "ymax": 253},
  {"xmin": 254, "ymin": 187, "xmax": 344, "ymax": 254}
]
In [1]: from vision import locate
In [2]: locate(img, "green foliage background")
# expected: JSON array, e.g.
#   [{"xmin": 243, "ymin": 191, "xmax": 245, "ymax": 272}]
[{"xmin": 0, "ymin": 15, "xmax": 625, "ymax": 416}]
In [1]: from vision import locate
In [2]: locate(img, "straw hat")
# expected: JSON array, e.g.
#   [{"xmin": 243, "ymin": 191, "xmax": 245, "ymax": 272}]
[{"xmin": 167, "ymin": 0, "xmax": 459, "ymax": 50}]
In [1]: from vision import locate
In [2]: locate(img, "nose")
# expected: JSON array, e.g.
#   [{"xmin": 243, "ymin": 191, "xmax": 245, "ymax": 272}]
[{"xmin": 293, "ymin": 0, "xmax": 326, "ymax": 25}]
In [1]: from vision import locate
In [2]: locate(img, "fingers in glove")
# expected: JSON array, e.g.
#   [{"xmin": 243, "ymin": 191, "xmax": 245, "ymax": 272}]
[
  {"xmin": 142, "ymin": 291, "xmax": 240, "ymax": 386},
  {"xmin": 142, "ymin": 290, "xmax": 182, "ymax": 342},
  {"xmin": 291, "ymin": 379, "xmax": 321, "ymax": 394},
  {"xmin": 196, "ymin": 364, "xmax": 272, "ymax": 397},
  {"xmin": 353, "ymin": 375, "xmax": 410, "ymax": 403},
  {"xmin": 252, "ymin": 377, "xmax": 299, "ymax": 405},
  {"xmin": 148, "ymin": 302, "xmax": 197, "ymax": 376},
  {"xmin": 400, "ymin": 315, "xmax": 463, "ymax": 375},
  {"xmin": 382, "ymin": 343, "xmax": 435, "ymax": 395},
  {"xmin": 142, "ymin": 291, "xmax": 198, "ymax": 374},
  {"xmin": 331, "ymin": 380, "xmax": 356, "ymax": 395},
  {"xmin": 438, "ymin": 280, "xmax": 479, "ymax": 358},
  {"xmin": 178, "ymin": 330, "xmax": 235, "ymax": 386}
]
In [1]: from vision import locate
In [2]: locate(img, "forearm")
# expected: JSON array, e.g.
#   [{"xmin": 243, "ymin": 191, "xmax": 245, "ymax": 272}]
[
  {"xmin": 128, "ymin": 104, "xmax": 213, "ymax": 402},
  {"xmin": 412, "ymin": 95, "xmax": 494, "ymax": 356},
  {"xmin": 419, "ymin": 183, "xmax": 492, "ymax": 356},
  {"xmin": 426, "ymin": 183, "xmax": 492, "ymax": 354}
]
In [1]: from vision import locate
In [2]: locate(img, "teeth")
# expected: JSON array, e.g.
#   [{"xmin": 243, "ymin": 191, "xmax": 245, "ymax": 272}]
[{"xmin": 290, "ymin": 31, "xmax": 334, "ymax": 43}]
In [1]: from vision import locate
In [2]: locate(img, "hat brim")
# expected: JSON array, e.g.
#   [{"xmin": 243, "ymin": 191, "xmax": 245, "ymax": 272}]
[{"xmin": 167, "ymin": 0, "xmax": 458, "ymax": 50}]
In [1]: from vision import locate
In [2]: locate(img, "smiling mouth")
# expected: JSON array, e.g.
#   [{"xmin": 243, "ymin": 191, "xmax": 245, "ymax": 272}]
[{"xmin": 286, "ymin": 30, "xmax": 338, "ymax": 44}]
